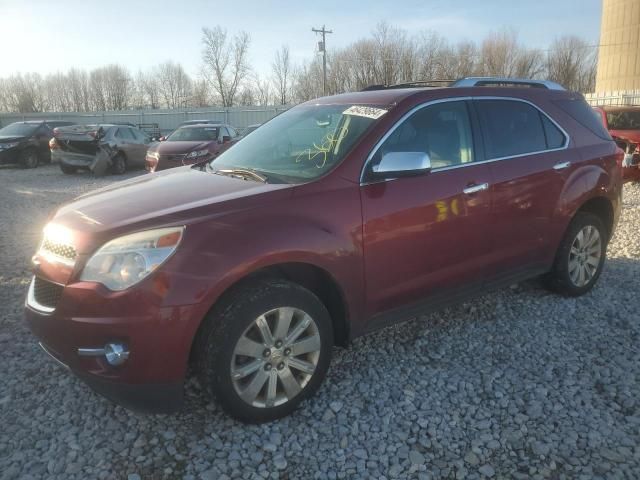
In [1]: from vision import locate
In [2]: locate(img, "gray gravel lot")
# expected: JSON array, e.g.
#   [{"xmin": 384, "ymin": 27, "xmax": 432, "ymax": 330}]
[{"xmin": 1, "ymin": 164, "xmax": 639, "ymax": 480}]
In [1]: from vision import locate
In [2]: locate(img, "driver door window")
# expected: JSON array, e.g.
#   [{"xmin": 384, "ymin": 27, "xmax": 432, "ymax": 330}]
[{"xmin": 369, "ymin": 101, "xmax": 475, "ymax": 176}]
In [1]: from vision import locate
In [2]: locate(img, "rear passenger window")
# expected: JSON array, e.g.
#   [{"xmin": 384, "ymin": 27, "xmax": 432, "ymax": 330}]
[
  {"xmin": 541, "ymin": 116, "xmax": 566, "ymax": 149},
  {"xmin": 116, "ymin": 128, "xmax": 135, "ymax": 140},
  {"xmin": 371, "ymin": 100, "xmax": 475, "ymax": 170},
  {"xmin": 554, "ymin": 98, "xmax": 612, "ymax": 140},
  {"xmin": 476, "ymin": 100, "xmax": 547, "ymax": 159}
]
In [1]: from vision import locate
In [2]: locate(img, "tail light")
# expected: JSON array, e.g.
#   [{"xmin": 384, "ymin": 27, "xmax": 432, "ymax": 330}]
[
  {"xmin": 49, "ymin": 138, "xmax": 58, "ymax": 150},
  {"xmin": 613, "ymin": 146, "xmax": 624, "ymax": 168}
]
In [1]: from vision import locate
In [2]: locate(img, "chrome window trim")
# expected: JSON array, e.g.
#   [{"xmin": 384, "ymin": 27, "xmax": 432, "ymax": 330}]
[
  {"xmin": 360, "ymin": 96, "xmax": 571, "ymax": 185},
  {"xmin": 26, "ymin": 276, "xmax": 56, "ymax": 314}
]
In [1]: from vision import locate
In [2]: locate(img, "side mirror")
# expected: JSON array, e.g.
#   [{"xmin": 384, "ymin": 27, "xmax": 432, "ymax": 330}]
[
  {"xmin": 222, "ymin": 135, "xmax": 231, "ymax": 144},
  {"xmin": 159, "ymin": 136, "xmax": 166, "ymax": 142},
  {"xmin": 372, "ymin": 151, "xmax": 431, "ymax": 178}
]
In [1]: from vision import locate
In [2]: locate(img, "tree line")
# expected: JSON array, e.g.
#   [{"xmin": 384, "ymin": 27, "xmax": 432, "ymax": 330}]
[{"xmin": 0, "ymin": 23, "xmax": 597, "ymax": 113}]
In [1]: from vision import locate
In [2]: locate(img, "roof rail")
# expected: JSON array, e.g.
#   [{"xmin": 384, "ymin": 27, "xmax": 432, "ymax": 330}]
[
  {"xmin": 451, "ymin": 77, "xmax": 566, "ymax": 91},
  {"xmin": 361, "ymin": 80, "xmax": 454, "ymax": 91}
]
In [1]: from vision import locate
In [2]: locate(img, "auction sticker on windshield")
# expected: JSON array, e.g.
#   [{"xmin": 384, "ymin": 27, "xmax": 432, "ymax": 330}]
[{"xmin": 343, "ymin": 105, "xmax": 388, "ymax": 120}]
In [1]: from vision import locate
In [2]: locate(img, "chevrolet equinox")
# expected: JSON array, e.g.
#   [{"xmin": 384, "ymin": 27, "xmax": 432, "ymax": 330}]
[{"xmin": 25, "ymin": 77, "xmax": 623, "ymax": 423}]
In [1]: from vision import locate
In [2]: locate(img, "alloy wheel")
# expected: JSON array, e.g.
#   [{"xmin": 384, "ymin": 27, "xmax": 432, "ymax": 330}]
[
  {"xmin": 230, "ymin": 307, "xmax": 321, "ymax": 408},
  {"xmin": 568, "ymin": 225, "xmax": 602, "ymax": 287}
]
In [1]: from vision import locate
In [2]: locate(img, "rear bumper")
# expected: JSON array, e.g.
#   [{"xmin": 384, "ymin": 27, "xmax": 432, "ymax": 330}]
[{"xmin": 52, "ymin": 150, "xmax": 94, "ymax": 167}]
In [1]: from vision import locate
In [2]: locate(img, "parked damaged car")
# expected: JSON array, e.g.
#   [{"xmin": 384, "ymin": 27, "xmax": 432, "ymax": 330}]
[
  {"xmin": 145, "ymin": 123, "xmax": 239, "ymax": 172},
  {"xmin": 0, "ymin": 120, "xmax": 74, "ymax": 168},
  {"xmin": 50, "ymin": 124, "xmax": 151, "ymax": 175},
  {"xmin": 593, "ymin": 105, "xmax": 640, "ymax": 182}
]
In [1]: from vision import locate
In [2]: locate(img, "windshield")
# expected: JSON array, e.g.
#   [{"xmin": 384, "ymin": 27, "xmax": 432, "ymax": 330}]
[
  {"xmin": 606, "ymin": 111, "xmax": 640, "ymax": 130},
  {"xmin": 168, "ymin": 126, "xmax": 219, "ymax": 141},
  {"xmin": 211, "ymin": 104, "xmax": 385, "ymax": 183},
  {"xmin": 0, "ymin": 123, "xmax": 38, "ymax": 137}
]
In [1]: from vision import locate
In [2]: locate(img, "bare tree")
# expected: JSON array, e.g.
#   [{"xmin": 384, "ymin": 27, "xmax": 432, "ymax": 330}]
[
  {"xmin": 2, "ymin": 73, "xmax": 48, "ymax": 112},
  {"xmin": 190, "ymin": 78, "xmax": 210, "ymax": 107},
  {"xmin": 272, "ymin": 45, "xmax": 291, "ymax": 105},
  {"xmin": 252, "ymin": 73, "xmax": 273, "ymax": 106},
  {"xmin": 546, "ymin": 36, "xmax": 597, "ymax": 92},
  {"xmin": 0, "ymin": 26, "xmax": 601, "ymax": 113},
  {"xmin": 67, "ymin": 69, "xmax": 90, "ymax": 111},
  {"xmin": 201, "ymin": 26, "xmax": 251, "ymax": 107},
  {"xmin": 157, "ymin": 61, "xmax": 192, "ymax": 108}
]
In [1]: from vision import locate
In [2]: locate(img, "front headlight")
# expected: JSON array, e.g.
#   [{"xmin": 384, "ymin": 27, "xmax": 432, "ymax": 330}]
[
  {"xmin": 0, "ymin": 142, "xmax": 19, "ymax": 150},
  {"xmin": 80, "ymin": 227, "xmax": 184, "ymax": 291},
  {"xmin": 186, "ymin": 149, "xmax": 209, "ymax": 158}
]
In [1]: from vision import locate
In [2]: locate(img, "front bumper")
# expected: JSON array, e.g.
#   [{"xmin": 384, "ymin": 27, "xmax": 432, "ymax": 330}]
[
  {"xmin": 24, "ymin": 275, "xmax": 207, "ymax": 413},
  {"xmin": 37, "ymin": 341, "xmax": 183, "ymax": 413},
  {"xmin": 0, "ymin": 148, "xmax": 19, "ymax": 164}
]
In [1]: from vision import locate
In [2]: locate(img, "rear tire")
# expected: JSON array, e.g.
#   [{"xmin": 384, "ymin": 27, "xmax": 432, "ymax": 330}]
[
  {"xmin": 59, "ymin": 164, "xmax": 76, "ymax": 174},
  {"xmin": 111, "ymin": 153, "xmax": 126, "ymax": 175},
  {"xmin": 20, "ymin": 148, "xmax": 39, "ymax": 169},
  {"xmin": 543, "ymin": 212, "xmax": 607, "ymax": 296},
  {"xmin": 196, "ymin": 279, "xmax": 333, "ymax": 423}
]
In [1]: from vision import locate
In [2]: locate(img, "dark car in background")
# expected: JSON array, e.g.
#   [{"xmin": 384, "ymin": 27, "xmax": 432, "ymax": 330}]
[
  {"xmin": 50, "ymin": 124, "xmax": 150, "ymax": 175},
  {"xmin": 593, "ymin": 105, "xmax": 640, "ymax": 182},
  {"xmin": 240, "ymin": 123, "xmax": 262, "ymax": 138},
  {"xmin": 0, "ymin": 120, "xmax": 74, "ymax": 168},
  {"xmin": 145, "ymin": 123, "xmax": 239, "ymax": 172},
  {"xmin": 178, "ymin": 119, "xmax": 222, "ymax": 128}
]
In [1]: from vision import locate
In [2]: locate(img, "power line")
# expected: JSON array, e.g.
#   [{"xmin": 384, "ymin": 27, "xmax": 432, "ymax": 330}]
[{"xmin": 312, "ymin": 25, "xmax": 333, "ymax": 96}]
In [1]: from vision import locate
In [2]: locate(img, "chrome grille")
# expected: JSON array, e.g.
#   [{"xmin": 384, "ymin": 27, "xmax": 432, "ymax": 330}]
[
  {"xmin": 159, "ymin": 154, "xmax": 186, "ymax": 164},
  {"xmin": 41, "ymin": 238, "xmax": 77, "ymax": 261},
  {"xmin": 33, "ymin": 276, "xmax": 64, "ymax": 310}
]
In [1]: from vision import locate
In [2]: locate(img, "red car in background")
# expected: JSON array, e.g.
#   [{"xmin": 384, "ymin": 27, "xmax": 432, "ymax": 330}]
[
  {"xmin": 593, "ymin": 106, "xmax": 640, "ymax": 182},
  {"xmin": 25, "ymin": 77, "xmax": 622, "ymax": 422},
  {"xmin": 145, "ymin": 123, "xmax": 239, "ymax": 172}
]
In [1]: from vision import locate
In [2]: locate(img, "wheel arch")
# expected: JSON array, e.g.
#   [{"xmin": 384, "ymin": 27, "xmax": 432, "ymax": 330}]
[
  {"xmin": 189, "ymin": 261, "xmax": 351, "ymax": 366},
  {"xmin": 574, "ymin": 196, "xmax": 615, "ymax": 241}
]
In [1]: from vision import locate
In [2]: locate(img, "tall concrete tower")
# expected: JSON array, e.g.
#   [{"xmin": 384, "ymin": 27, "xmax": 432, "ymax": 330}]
[{"xmin": 595, "ymin": 0, "xmax": 640, "ymax": 93}]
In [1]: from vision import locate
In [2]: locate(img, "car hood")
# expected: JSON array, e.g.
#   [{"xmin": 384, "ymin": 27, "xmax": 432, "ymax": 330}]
[
  {"xmin": 0, "ymin": 136, "xmax": 26, "ymax": 143},
  {"xmin": 150, "ymin": 141, "xmax": 214, "ymax": 154},
  {"xmin": 51, "ymin": 167, "xmax": 292, "ymax": 249}
]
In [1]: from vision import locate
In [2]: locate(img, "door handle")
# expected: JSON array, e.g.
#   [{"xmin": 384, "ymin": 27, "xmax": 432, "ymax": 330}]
[
  {"xmin": 553, "ymin": 161, "xmax": 571, "ymax": 170},
  {"xmin": 463, "ymin": 183, "xmax": 489, "ymax": 195}
]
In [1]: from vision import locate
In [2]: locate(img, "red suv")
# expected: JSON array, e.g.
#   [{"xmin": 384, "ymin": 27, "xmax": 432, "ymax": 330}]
[
  {"xmin": 145, "ymin": 123, "xmax": 239, "ymax": 172},
  {"xmin": 593, "ymin": 105, "xmax": 640, "ymax": 182},
  {"xmin": 25, "ymin": 77, "xmax": 622, "ymax": 422}
]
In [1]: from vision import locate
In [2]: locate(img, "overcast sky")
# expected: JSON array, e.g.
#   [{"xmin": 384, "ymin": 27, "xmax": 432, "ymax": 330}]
[{"xmin": 1, "ymin": 0, "xmax": 602, "ymax": 78}]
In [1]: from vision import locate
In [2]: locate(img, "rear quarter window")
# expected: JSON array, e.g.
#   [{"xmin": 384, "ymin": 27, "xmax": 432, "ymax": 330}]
[
  {"xmin": 553, "ymin": 99, "xmax": 612, "ymax": 140},
  {"xmin": 541, "ymin": 116, "xmax": 566, "ymax": 149}
]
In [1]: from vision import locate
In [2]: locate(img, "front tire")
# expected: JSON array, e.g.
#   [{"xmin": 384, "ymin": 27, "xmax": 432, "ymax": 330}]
[
  {"xmin": 110, "ymin": 153, "xmax": 126, "ymax": 175},
  {"xmin": 196, "ymin": 279, "xmax": 333, "ymax": 423},
  {"xmin": 59, "ymin": 163, "xmax": 76, "ymax": 174},
  {"xmin": 544, "ymin": 212, "xmax": 607, "ymax": 296},
  {"xmin": 20, "ymin": 148, "xmax": 39, "ymax": 168}
]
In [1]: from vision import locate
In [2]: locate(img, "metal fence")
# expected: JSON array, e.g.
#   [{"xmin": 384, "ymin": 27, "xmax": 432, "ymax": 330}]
[
  {"xmin": 0, "ymin": 106, "xmax": 291, "ymax": 134},
  {"xmin": 584, "ymin": 91, "xmax": 640, "ymax": 106}
]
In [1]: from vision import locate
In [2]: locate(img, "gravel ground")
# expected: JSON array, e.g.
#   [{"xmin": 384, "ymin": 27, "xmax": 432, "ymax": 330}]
[{"xmin": 1, "ymin": 164, "xmax": 639, "ymax": 480}]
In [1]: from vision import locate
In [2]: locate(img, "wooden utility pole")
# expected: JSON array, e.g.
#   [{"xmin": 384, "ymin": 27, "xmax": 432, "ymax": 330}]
[{"xmin": 312, "ymin": 25, "xmax": 333, "ymax": 96}]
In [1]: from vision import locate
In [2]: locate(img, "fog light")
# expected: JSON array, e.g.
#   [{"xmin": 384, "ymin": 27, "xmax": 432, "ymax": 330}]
[{"xmin": 104, "ymin": 343, "xmax": 129, "ymax": 366}]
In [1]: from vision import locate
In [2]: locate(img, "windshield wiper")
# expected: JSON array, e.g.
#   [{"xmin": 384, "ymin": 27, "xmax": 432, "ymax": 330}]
[{"xmin": 214, "ymin": 168, "xmax": 268, "ymax": 183}]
